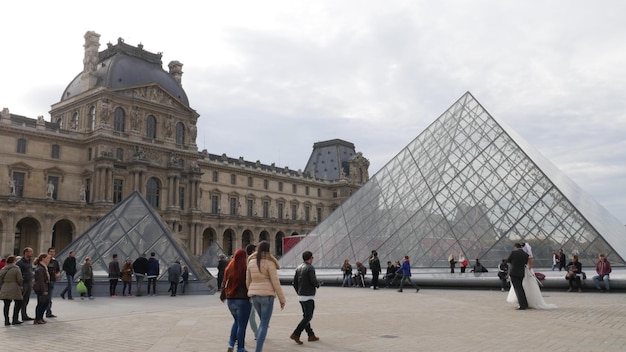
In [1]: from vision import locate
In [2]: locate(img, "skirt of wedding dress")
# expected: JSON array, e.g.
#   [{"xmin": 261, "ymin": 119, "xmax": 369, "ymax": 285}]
[{"xmin": 506, "ymin": 266, "xmax": 557, "ymax": 309}]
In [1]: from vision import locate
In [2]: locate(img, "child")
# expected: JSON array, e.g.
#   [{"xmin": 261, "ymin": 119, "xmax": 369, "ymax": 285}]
[{"xmin": 181, "ymin": 265, "xmax": 189, "ymax": 294}]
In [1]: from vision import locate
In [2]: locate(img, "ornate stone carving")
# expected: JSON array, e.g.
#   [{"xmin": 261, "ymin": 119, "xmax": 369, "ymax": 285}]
[
  {"xmin": 130, "ymin": 106, "xmax": 140, "ymax": 130},
  {"xmin": 165, "ymin": 114, "xmax": 174, "ymax": 138},
  {"xmin": 100, "ymin": 99, "xmax": 111, "ymax": 125}
]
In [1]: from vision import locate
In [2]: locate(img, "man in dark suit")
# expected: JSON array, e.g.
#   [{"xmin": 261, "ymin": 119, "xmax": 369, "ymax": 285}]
[{"xmin": 507, "ymin": 243, "xmax": 529, "ymax": 310}]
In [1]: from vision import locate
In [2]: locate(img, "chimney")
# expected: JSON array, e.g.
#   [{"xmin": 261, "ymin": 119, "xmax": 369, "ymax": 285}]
[
  {"xmin": 168, "ymin": 60, "xmax": 183, "ymax": 86},
  {"xmin": 81, "ymin": 31, "xmax": 101, "ymax": 91}
]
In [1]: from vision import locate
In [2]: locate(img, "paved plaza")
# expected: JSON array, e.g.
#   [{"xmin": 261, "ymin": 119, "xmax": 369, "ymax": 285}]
[{"xmin": 1, "ymin": 285, "xmax": 624, "ymax": 352}]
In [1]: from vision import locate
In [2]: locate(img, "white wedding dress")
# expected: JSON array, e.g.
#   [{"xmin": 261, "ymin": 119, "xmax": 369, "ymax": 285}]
[{"xmin": 506, "ymin": 266, "xmax": 557, "ymax": 309}]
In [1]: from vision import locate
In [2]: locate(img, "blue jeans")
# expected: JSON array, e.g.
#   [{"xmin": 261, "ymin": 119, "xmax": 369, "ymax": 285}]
[
  {"xmin": 593, "ymin": 275, "xmax": 610, "ymax": 291},
  {"xmin": 251, "ymin": 296, "xmax": 275, "ymax": 352},
  {"xmin": 46, "ymin": 281, "xmax": 55, "ymax": 316},
  {"xmin": 342, "ymin": 274, "xmax": 351, "ymax": 287},
  {"xmin": 249, "ymin": 304, "xmax": 258, "ymax": 338},
  {"xmin": 60, "ymin": 274, "xmax": 74, "ymax": 299},
  {"xmin": 398, "ymin": 276, "xmax": 420, "ymax": 291},
  {"xmin": 227, "ymin": 299, "xmax": 252, "ymax": 352}
]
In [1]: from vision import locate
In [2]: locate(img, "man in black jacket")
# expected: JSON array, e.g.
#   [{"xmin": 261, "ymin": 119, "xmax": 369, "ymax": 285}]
[
  {"xmin": 507, "ymin": 243, "xmax": 529, "ymax": 310},
  {"xmin": 16, "ymin": 247, "xmax": 34, "ymax": 321},
  {"xmin": 290, "ymin": 251, "xmax": 320, "ymax": 345},
  {"xmin": 369, "ymin": 250, "xmax": 381, "ymax": 290},
  {"xmin": 60, "ymin": 250, "xmax": 77, "ymax": 300},
  {"xmin": 132, "ymin": 254, "xmax": 149, "ymax": 296}
]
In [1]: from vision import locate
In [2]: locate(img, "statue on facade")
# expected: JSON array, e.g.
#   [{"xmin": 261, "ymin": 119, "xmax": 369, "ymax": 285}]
[
  {"xmin": 165, "ymin": 115, "xmax": 174, "ymax": 138},
  {"xmin": 8, "ymin": 179, "xmax": 16, "ymax": 196},
  {"xmin": 100, "ymin": 100, "xmax": 111, "ymax": 125},
  {"xmin": 188, "ymin": 123, "xmax": 197, "ymax": 142},
  {"xmin": 130, "ymin": 107, "xmax": 140, "ymax": 130},
  {"xmin": 80, "ymin": 184, "xmax": 86, "ymax": 202},
  {"xmin": 46, "ymin": 181, "xmax": 55, "ymax": 199}
]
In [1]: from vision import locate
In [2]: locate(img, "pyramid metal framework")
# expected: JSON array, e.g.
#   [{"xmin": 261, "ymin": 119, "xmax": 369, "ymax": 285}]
[
  {"xmin": 279, "ymin": 92, "xmax": 626, "ymax": 269},
  {"xmin": 199, "ymin": 241, "xmax": 227, "ymax": 267},
  {"xmin": 55, "ymin": 191, "xmax": 215, "ymax": 289}
]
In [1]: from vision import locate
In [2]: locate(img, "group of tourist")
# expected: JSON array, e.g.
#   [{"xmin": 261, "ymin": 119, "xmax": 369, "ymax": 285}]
[
  {"xmin": 0, "ymin": 247, "xmax": 59, "ymax": 325},
  {"xmin": 340, "ymin": 251, "xmax": 421, "ymax": 293},
  {"xmin": 218, "ymin": 240, "xmax": 320, "ymax": 352},
  {"xmin": 0, "ymin": 247, "xmax": 193, "ymax": 327}
]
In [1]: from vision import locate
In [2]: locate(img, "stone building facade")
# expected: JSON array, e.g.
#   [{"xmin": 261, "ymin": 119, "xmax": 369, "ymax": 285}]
[{"xmin": 0, "ymin": 31, "xmax": 369, "ymax": 258}]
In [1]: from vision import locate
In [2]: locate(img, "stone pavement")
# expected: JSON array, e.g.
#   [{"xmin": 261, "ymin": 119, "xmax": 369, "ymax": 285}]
[{"xmin": 1, "ymin": 286, "xmax": 624, "ymax": 352}]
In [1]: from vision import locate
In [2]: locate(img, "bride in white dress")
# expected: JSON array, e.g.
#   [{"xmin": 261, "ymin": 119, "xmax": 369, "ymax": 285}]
[{"xmin": 506, "ymin": 243, "xmax": 557, "ymax": 309}]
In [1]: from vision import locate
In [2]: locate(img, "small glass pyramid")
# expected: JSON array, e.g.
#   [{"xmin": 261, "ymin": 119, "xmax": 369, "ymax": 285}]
[{"xmin": 55, "ymin": 191, "xmax": 216, "ymax": 291}]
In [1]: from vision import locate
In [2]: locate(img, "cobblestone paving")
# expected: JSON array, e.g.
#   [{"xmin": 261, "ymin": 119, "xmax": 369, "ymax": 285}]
[{"xmin": 1, "ymin": 288, "xmax": 624, "ymax": 351}]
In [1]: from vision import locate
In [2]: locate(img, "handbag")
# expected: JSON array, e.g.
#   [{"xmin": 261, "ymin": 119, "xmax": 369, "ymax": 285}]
[{"xmin": 76, "ymin": 280, "xmax": 87, "ymax": 294}]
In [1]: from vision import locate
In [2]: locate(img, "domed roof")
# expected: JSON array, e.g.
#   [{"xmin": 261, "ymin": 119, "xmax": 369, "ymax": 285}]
[{"xmin": 61, "ymin": 39, "xmax": 189, "ymax": 106}]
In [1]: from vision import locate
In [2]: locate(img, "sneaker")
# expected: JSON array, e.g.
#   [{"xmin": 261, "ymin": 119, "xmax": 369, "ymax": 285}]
[
  {"xmin": 89, "ymin": 296, "xmax": 95, "ymax": 300},
  {"xmin": 397, "ymin": 289, "xmax": 403, "ymax": 292},
  {"xmin": 60, "ymin": 293, "xmax": 65, "ymax": 300},
  {"xmin": 568, "ymin": 288, "xmax": 573, "ymax": 292},
  {"xmin": 46, "ymin": 314, "xmax": 57, "ymax": 318},
  {"xmin": 578, "ymin": 288, "xmax": 582, "ymax": 293}
]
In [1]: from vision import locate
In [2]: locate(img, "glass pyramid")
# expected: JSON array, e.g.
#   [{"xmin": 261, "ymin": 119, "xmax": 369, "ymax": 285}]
[
  {"xmin": 199, "ymin": 241, "xmax": 227, "ymax": 267},
  {"xmin": 55, "ymin": 191, "xmax": 216, "ymax": 291},
  {"xmin": 280, "ymin": 92, "xmax": 626, "ymax": 269}
]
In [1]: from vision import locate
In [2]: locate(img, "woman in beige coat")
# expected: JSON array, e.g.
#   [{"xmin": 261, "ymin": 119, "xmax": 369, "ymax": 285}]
[
  {"xmin": 0, "ymin": 255, "xmax": 24, "ymax": 325},
  {"xmin": 246, "ymin": 241, "xmax": 286, "ymax": 352}
]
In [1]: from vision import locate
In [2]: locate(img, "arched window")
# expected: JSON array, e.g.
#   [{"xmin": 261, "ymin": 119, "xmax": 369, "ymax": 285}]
[
  {"xmin": 88, "ymin": 106, "xmax": 96, "ymax": 131},
  {"xmin": 146, "ymin": 115, "xmax": 157, "ymax": 139},
  {"xmin": 114, "ymin": 107, "xmax": 125, "ymax": 132},
  {"xmin": 56, "ymin": 117, "xmax": 63, "ymax": 130},
  {"xmin": 176, "ymin": 122, "xmax": 185, "ymax": 145},
  {"xmin": 146, "ymin": 177, "xmax": 160, "ymax": 208}
]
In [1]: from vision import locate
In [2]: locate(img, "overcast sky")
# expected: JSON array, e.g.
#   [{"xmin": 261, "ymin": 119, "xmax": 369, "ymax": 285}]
[{"xmin": 2, "ymin": 1, "xmax": 625, "ymax": 224}]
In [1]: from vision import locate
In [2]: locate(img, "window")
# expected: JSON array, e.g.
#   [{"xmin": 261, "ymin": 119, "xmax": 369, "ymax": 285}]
[
  {"xmin": 176, "ymin": 122, "xmax": 185, "ymax": 145},
  {"xmin": 305, "ymin": 186, "xmax": 310, "ymax": 196},
  {"xmin": 333, "ymin": 190, "xmax": 338, "ymax": 198},
  {"xmin": 56, "ymin": 117, "xmax": 63, "ymax": 129},
  {"xmin": 87, "ymin": 148, "xmax": 92, "ymax": 161},
  {"xmin": 212, "ymin": 171, "xmax": 218, "ymax": 182},
  {"xmin": 278, "ymin": 203, "xmax": 284, "ymax": 219},
  {"xmin": 114, "ymin": 107, "xmax": 125, "ymax": 132},
  {"xmin": 47, "ymin": 176, "xmax": 59, "ymax": 200},
  {"xmin": 263, "ymin": 179, "xmax": 268, "ymax": 190},
  {"xmin": 211, "ymin": 195, "xmax": 219, "ymax": 214},
  {"xmin": 113, "ymin": 179, "xmax": 123, "ymax": 203},
  {"xmin": 247, "ymin": 199, "xmax": 254, "ymax": 217},
  {"xmin": 291, "ymin": 204, "xmax": 297, "ymax": 220},
  {"xmin": 88, "ymin": 106, "xmax": 96, "ymax": 131},
  {"xmin": 305, "ymin": 206, "xmax": 311, "ymax": 222},
  {"xmin": 278, "ymin": 182, "xmax": 283, "ymax": 192},
  {"xmin": 51, "ymin": 144, "xmax": 60, "ymax": 159},
  {"xmin": 230, "ymin": 197, "xmax": 238, "ymax": 215},
  {"xmin": 146, "ymin": 177, "xmax": 160, "ymax": 208},
  {"xmin": 71, "ymin": 112, "xmax": 79, "ymax": 130},
  {"xmin": 179, "ymin": 187, "xmax": 185, "ymax": 210},
  {"xmin": 12, "ymin": 172, "xmax": 25, "ymax": 197},
  {"xmin": 317, "ymin": 188, "xmax": 321, "ymax": 197},
  {"xmin": 248, "ymin": 176, "xmax": 253, "ymax": 187},
  {"xmin": 230, "ymin": 174, "xmax": 236, "ymax": 185},
  {"xmin": 146, "ymin": 115, "xmax": 157, "ymax": 139},
  {"xmin": 116, "ymin": 148, "xmax": 124, "ymax": 161},
  {"xmin": 316, "ymin": 207, "xmax": 322, "ymax": 222},
  {"xmin": 262, "ymin": 200, "xmax": 269, "ymax": 218},
  {"xmin": 292, "ymin": 184, "xmax": 297, "ymax": 194},
  {"xmin": 16, "ymin": 138, "xmax": 26, "ymax": 154}
]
